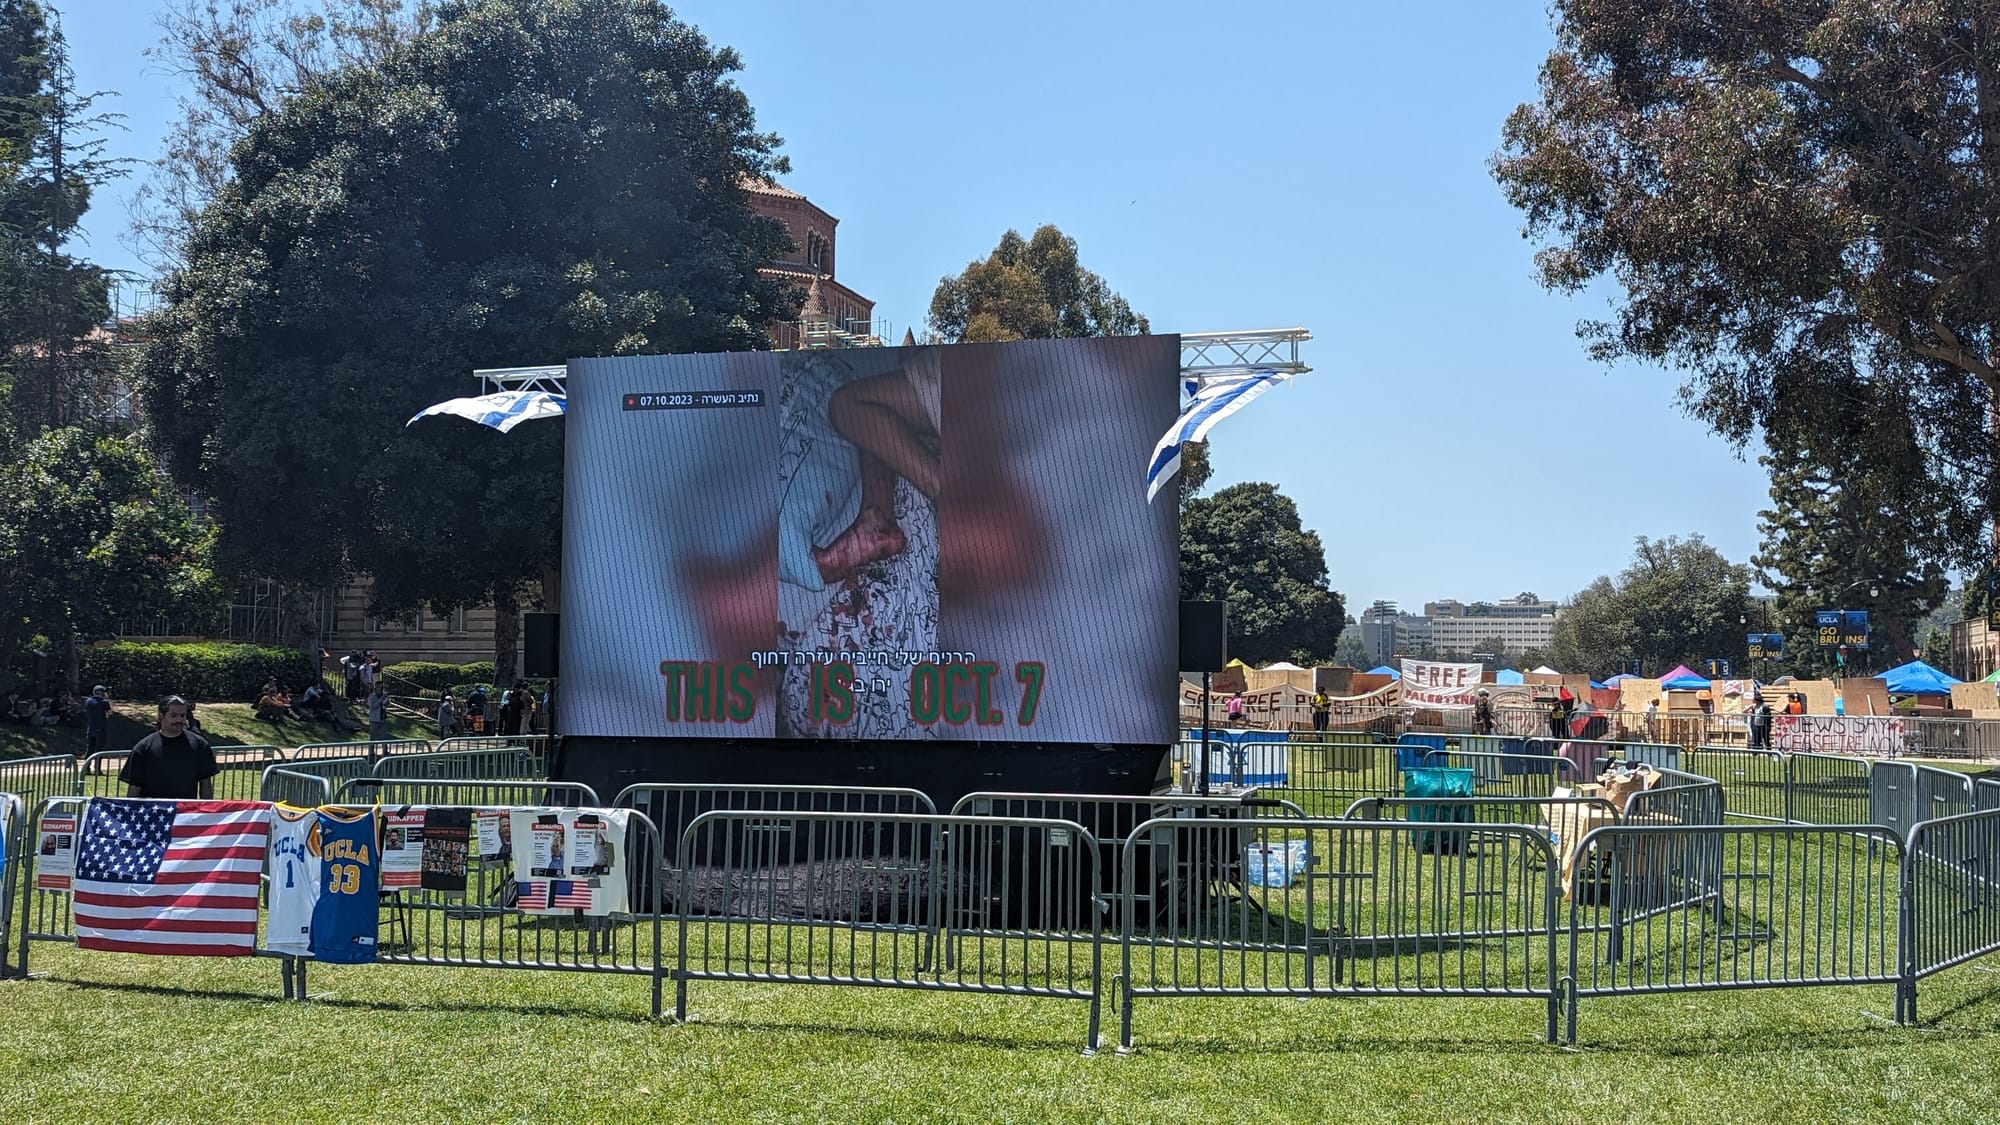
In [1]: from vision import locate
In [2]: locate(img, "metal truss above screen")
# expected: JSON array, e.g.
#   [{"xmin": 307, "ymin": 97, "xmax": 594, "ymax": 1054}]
[{"xmin": 474, "ymin": 329, "xmax": 1312, "ymax": 393}]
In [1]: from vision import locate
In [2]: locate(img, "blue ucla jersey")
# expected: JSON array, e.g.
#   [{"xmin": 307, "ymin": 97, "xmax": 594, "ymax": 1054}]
[{"xmin": 312, "ymin": 807, "xmax": 379, "ymax": 964}]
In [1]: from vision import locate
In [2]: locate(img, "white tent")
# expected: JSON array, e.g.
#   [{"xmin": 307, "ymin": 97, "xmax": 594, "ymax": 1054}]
[
  {"xmin": 1529, "ymin": 665, "xmax": 1560, "ymax": 675},
  {"xmin": 1263, "ymin": 661, "xmax": 1306, "ymax": 671}
]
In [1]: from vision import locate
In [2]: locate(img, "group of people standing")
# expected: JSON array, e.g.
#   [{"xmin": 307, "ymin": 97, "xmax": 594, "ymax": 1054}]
[{"xmin": 435, "ymin": 680, "xmax": 542, "ymax": 738}]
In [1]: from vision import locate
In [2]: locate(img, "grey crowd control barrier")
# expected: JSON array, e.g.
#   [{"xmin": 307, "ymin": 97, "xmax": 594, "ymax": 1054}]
[
  {"xmin": 0, "ymin": 792, "xmax": 23, "ymax": 978},
  {"xmin": 82, "ymin": 745, "xmax": 282, "ymax": 803},
  {"xmin": 673, "ymin": 809, "xmax": 1107, "ymax": 1052},
  {"xmin": 0, "ymin": 755, "xmax": 78, "ymax": 815},
  {"xmin": 10, "ymin": 757, "xmax": 2000, "ymax": 1050}
]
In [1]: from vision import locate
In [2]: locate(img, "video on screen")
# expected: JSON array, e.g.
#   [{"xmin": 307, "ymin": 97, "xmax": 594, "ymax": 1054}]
[{"xmin": 560, "ymin": 335, "xmax": 1179, "ymax": 744}]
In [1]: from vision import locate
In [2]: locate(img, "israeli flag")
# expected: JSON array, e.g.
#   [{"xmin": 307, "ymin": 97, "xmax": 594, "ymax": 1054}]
[
  {"xmin": 406, "ymin": 390, "xmax": 567, "ymax": 434},
  {"xmin": 1144, "ymin": 370, "xmax": 1288, "ymax": 502}
]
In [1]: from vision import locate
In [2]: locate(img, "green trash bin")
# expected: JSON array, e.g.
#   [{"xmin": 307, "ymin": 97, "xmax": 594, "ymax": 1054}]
[{"xmin": 1404, "ymin": 766, "xmax": 1475, "ymax": 854}]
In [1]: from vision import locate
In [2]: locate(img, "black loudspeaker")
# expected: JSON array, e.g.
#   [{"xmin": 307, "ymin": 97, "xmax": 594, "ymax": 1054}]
[
  {"xmin": 523, "ymin": 613, "xmax": 560, "ymax": 677},
  {"xmin": 1179, "ymin": 601, "xmax": 1227, "ymax": 673}
]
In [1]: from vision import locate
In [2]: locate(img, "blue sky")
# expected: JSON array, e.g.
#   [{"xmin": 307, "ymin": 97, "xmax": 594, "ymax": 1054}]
[{"xmin": 57, "ymin": 0, "xmax": 1773, "ymax": 614}]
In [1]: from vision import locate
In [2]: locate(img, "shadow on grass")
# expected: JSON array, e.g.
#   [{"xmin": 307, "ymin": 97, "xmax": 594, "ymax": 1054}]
[
  {"xmin": 682, "ymin": 1010, "xmax": 1094, "ymax": 1053},
  {"xmin": 48, "ymin": 974, "xmax": 659, "ymax": 1025}
]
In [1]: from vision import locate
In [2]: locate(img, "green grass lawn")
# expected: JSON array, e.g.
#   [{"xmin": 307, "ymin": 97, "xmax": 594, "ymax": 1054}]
[
  {"xmin": 0, "ymin": 701, "xmax": 437, "ymax": 761},
  {"xmin": 3, "ymin": 940, "xmax": 1999, "ymax": 1121}
]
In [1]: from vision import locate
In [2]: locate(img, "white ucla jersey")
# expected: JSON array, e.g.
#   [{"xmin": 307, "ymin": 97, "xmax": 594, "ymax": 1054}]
[{"xmin": 266, "ymin": 804, "xmax": 320, "ymax": 957}]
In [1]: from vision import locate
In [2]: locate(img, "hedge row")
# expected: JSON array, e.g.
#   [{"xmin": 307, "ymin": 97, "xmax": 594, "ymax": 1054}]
[
  {"xmin": 84, "ymin": 642, "xmax": 317, "ymax": 702},
  {"xmin": 376, "ymin": 660, "xmax": 497, "ymax": 692}
]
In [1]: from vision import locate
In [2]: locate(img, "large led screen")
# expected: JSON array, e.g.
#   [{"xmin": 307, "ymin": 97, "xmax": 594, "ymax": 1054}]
[{"xmin": 561, "ymin": 335, "xmax": 1180, "ymax": 744}]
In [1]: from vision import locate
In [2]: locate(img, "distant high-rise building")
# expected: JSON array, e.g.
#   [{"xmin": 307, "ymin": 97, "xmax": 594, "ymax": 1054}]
[
  {"xmin": 1358, "ymin": 600, "xmax": 1431, "ymax": 666},
  {"xmin": 1426, "ymin": 595, "xmax": 1561, "ymax": 658}
]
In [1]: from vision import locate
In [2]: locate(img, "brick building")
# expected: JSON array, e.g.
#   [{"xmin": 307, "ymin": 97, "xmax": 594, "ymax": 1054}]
[{"xmin": 744, "ymin": 177, "xmax": 881, "ymax": 348}]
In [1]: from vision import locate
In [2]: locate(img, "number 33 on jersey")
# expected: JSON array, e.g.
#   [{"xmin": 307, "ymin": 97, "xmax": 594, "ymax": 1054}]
[{"xmin": 267, "ymin": 805, "xmax": 379, "ymax": 963}]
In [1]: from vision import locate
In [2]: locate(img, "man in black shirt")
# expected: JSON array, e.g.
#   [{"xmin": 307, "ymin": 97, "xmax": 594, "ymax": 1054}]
[{"xmin": 119, "ymin": 696, "xmax": 218, "ymax": 799}]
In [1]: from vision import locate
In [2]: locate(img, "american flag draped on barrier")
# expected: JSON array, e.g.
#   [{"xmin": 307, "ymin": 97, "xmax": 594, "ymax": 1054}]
[{"xmin": 72, "ymin": 799, "xmax": 272, "ymax": 956}]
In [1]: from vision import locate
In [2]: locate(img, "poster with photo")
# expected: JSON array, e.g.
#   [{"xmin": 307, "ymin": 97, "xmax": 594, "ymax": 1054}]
[
  {"xmin": 475, "ymin": 809, "xmax": 509, "ymax": 862},
  {"xmin": 420, "ymin": 808, "xmax": 470, "ymax": 894},
  {"xmin": 380, "ymin": 808, "xmax": 425, "ymax": 890},
  {"xmin": 508, "ymin": 808, "xmax": 631, "ymax": 917},
  {"xmin": 36, "ymin": 814, "xmax": 77, "ymax": 891}
]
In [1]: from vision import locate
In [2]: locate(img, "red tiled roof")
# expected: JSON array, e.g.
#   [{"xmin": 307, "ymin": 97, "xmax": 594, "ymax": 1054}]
[{"xmin": 740, "ymin": 174, "xmax": 805, "ymax": 200}]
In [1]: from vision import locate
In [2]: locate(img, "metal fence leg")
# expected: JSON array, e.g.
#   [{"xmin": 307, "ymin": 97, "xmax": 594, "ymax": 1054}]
[
  {"xmin": 1564, "ymin": 975, "xmax": 1579, "ymax": 1045},
  {"xmin": 651, "ymin": 914, "xmax": 664, "ymax": 1020}
]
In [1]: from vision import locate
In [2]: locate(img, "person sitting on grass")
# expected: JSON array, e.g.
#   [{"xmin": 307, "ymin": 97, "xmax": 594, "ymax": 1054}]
[
  {"xmin": 300, "ymin": 679, "xmax": 337, "ymax": 722},
  {"xmin": 255, "ymin": 690, "xmax": 288, "ymax": 723}
]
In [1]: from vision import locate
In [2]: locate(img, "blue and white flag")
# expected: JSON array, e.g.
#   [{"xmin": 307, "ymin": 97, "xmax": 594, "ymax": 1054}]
[
  {"xmin": 406, "ymin": 390, "xmax": 567, "ymax": 434},
  {"xmin": 1145, "ymin": 370, "xmax": 1288, "ymax": 502}
]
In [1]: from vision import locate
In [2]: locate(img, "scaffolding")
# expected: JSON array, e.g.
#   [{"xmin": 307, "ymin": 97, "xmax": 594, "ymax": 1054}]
[{"xmin": 475, "ymin": 328, "xmax": 1312, "ymax": 394}]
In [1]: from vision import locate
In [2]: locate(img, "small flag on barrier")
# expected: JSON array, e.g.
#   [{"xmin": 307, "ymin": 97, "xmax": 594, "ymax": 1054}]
[{"xmin": 516, "ymin": 879, "xmax": 594, "ymax": 911}]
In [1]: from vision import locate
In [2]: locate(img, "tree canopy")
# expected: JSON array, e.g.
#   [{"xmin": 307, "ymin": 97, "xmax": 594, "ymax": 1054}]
[
  {"xmin": 1180, "ymin": 481, "xmax": 1345, "ymax": 666},
  {"xmin": 132, "ymin": 0, "xmax": 428, "ymax": 269},
  {"xmin": 1, "ymin": 0, "xmax": 116, "ymax": 431},
  {"xmin": 1754, "ymin": 436, "xmax": 1946, "ymax": 676},
  {"xmin": 0, "ymin": 427, "xmax": 222, "ymax": 684},
  {"xmin": 135, "ymin": 0, "xmax": 798, "ymax": 651},
  {"xmin": 1548, "ymin": 535, "xmax": 1752, "ymax": 677},
  {"xmin": 1494, "ymin": 3, "xmax": 2000, "ymax": 569},
  {"xmin": 927, "ymin": 225, "xmax": 1148, "ymax": 343}
]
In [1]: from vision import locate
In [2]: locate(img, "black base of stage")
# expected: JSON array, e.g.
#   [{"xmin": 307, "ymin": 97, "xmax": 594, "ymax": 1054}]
[{"xmin": 554, "ymin": 737, "xmax": 1171, "ymax": 816}]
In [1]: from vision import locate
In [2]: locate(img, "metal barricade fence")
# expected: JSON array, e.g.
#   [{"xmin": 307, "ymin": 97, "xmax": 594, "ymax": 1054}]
[
  {"xmin": 1339, "ymin": 795, "xmax": 1622, "ymax": 861},
  {"xmin": 0, "ymin": 755, "xmax": 79, "ymax": 814},
  {"xmin": 1420, "ymin": 748, "xmax": 1577, "ymax": 797},
  {"xmin": 14, "ymin": 796, "xmax": 87, "ymax": 976},
  {"xmin": 1902, "ymin": 808, "xmax": 2000, "ymax": 1021},
  {"xmin": 1903, "ymin": 717, "xmax": 2000, "ymax": 761},
  {"xmin": 371, "ymin": 747, "xmax": 541, "ymax": 785},
  {"xmin": 81, "ymin": 745, "xmax": 282, "ymax": 803},
  {"xmin": 295, "ymin": 738, "xmax": 432, "ymax": 764},
  {"xmin": 673, "ymin": 810, "xmax": 1105, "ymax": 1052},
  {"xmin": 1563, "ymin": 823, "xmax": 1905, "ymax": 1042},
  {"xmin": 1787, "ymin": 752, "xmax": 1874, "ymax": 825},
  {"xmin": 1247, "ymin": 733, "xmax": 1401, "ymax": 813},
  {"xmin": 261, "ymin": 764, "xmax": 351, "ymax": 807},
  {"xmin": 1870, "ymin": 762, "xmax": 1921, "ymax": 837},
  {"xmin": 1914, "ymin": 764, "xmax": 1974, "ymax": 822},
  {"xmin": 952, "ymin": 791, "xmax": 1305, "ymax": 936},
  {"xmin": 1684, "ymin": 747, "xmax": 1790, "ymax": 822},
  {"xmin": 326, "ymin": 801, "xmax": 668, "ymax": 1017},
  {"xmin": 1980, "ymin": 777, "xmax": 2000, "ymax": 813},
  {"xmin": 0, "ymin": 792, "xmax": 22, "ymax": 977},
  {"xmin": 333, "ymin": 777, "xmax": 599, "ymax": 807},
  {"xmin": 432, "ymin": 733, "xmax": 551, "ymax": 773},
  {"xmin": 1522, "ymin": 736, "xmax": 1623, "ymax": 783},
  {"xmin": 616, "ymin": 783, "xmax": 940, "ymax": 922},
  {"xmin": 1118, "ymin": 816, "xmax": 1562, "ymax": 1049},
  {"xmin": 1621, "ymin": 769, "xmax": 1726, "ymax": 828},
  {"xmin": 1617, "ymin": 742, "xmax": 1684, "ymax": 772}
]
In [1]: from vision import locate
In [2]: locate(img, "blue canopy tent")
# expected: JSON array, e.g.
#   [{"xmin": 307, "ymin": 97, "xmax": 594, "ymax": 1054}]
[
  {"xmin": 1494, "ymin": 669, "xmax": 1525, "ymax": 685},
  {"xmin": 1366, "ymin": 665, "xmax": 1401, "ymax": 681},
  {"xmin": 1879, "ymin": 660, "xmax": 1959, "ymax": 695}
]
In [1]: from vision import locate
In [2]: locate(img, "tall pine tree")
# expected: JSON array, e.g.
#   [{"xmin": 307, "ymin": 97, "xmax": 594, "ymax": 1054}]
[
  {"xmin": 1754, "ymin": 431, "xmax": 1946, "ymax": 677},
  {"xmin": 0, "ymin": 2, "xmax": 118, "ymax": 432}
]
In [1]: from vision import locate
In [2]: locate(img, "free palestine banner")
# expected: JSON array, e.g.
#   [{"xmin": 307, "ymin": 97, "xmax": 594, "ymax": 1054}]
[{"xmin": 1398, "ymin": 659, "xmax": 1485, "ymax": 708}]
